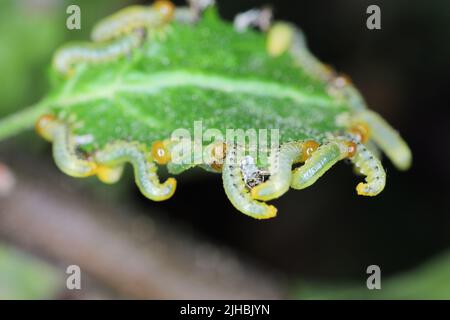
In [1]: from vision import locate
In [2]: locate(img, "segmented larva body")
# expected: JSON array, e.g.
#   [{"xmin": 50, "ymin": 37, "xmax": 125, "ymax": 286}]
[
  {"xmin": 161, "ymin": 139, "xmax": 226, "ymax": 175},
  {"xmin": 94, "ymin": 141, "xmax": 176, "ymax": 201},
  {"xmin": 327, "ymin": 75, "xmax": 368, "ymax": 111},
  {"xmin": 266, "ymin": 23, "xmax": 372, "ymax": 113},
  {"xmin": 251, "ymin": 141, "xmax": 318, "ymax": 201},
  {"xmin": 53, "ymin": 32, "xmax": 143, "ymax": 75},
  {"xmin": 36, "ymin": 115, "xmax": 97, "ymax": 178},
  {"xmin": 354, "ymin": 110, "xmax": 412, "ymax": 170},
  {"xmin": 173, "ymin": 7, "xmax": 197, "ymax": 24},
  {"xmin": 291, "ymin": 139, "xmax": 355, "ymax": 190},
  {"xmin": 91, "ymin": 1, "xmax": 175, "ymax": 43},
  {"xmin": 350, "ymin": 141, "xmax": 386, "ymax": 196},
  {"xmin": 222, "ymin": 143, "xmax": 277, "ymax": 219},
  {"xmin": 267, "ymin": 23, "xmax": 334, "ymax": 82},
  {"xmin": 365, "ymin": 140, "xmax": 382, "ymax": 161},
  {"xmin": 163, "ymin": 139, "xmax": 201, "ymax": 174}
]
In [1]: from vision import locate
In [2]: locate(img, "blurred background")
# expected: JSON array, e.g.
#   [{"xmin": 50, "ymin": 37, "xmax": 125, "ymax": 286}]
[{"xmin": 0, "ymin": 0, "xmax": 449, "ymax": 299}]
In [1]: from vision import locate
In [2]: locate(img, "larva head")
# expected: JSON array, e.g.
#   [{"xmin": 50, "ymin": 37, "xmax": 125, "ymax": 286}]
[
  {"xmin": 350, "ymin": 122, "xmax": 371, "ymax": 143},
  {"xmin": 344, "ymin": 141, "xmax": 358, "ymax": 158},
  {"xmin": 210, "ymin": 142, "xmax": 227, "ymax": 172},
  {"xmin": 267, "ymin": 22, "xmax": 294, "ymax": 57},
  {"xmin": 153, "ymin": 0, "xmax": 175, "ymax": 22},
  {"xmin": 96, "ymin": 165, "xmax": 124, "ymax": 184},
  {"xmin": 300, "ymin": 140, "xmax": 320, "ymax": 162},
  {"xmin": 334, "ymin": 74, "xmax": 353, "ymax": 88},
  {"xmin": 151, "ymin": 140, "xmax": 171, "ymax": 165},
  {"xmin": 35, "ymin": 114, "xmax": 57, "ymax": 142}
]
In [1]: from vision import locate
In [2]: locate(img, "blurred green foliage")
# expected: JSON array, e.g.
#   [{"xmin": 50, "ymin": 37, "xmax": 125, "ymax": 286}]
[
  {"xmin": 0, "ymin": 0, "xmax": 128, "ymax": 116},
  {"xmin": 0, "ymin": 243, "xmax": 62, "ymax": 299},
  {"xmin": 295, "ymin": 251, "xmax": 450, "ymax": 299},
  {"xmin": 0, "ymin": 0, "xmax": 129, "ymax": 299},
  {"xmin": 0, "ymin": 0, "xmax": 62, "ymax": 116}
]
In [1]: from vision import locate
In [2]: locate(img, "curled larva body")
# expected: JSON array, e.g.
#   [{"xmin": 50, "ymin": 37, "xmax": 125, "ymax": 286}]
[
  {"xmin": 222, "ymin": 143, "xmax": 277, "ymax": 219},
  {"xmin": 36, "ymin": 115, "xmax": 97, "ymax": 177},
  {"xmin": 91, "ymin": 1, "xmax": 174, "ymax": 43},
  {"xmin": 53, "ymin": 32, "xmax": 143, "ymax": 75},
  {"xmin": 351, "ymin": 141, "xmax": 386, "ymax": 196},
  {"xmin": 49, "ymin": 122, "xmax": 97, "ymax": 178},
  {"xmin": 251, "ymin": 142, "xmax": 304, "ymax": 201},
  {"xmin": 94, "ymin": 141, "xmax": 176, "ymax": 201}
]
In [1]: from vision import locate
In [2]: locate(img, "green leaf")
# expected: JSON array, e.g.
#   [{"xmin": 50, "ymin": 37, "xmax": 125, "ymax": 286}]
[
  {"xmin": 44, "ymin": 10, "xmax": 347, "ymax": 153},
  {"xmin": 0, "ymin": 7, "xmax": 349, "ymax": 146}
]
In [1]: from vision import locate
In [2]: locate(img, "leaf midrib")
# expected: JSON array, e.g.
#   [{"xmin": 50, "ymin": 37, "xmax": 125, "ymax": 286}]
[{"xmin": 52, "ymin": 71, "xmax": 339, "ymax": 110}]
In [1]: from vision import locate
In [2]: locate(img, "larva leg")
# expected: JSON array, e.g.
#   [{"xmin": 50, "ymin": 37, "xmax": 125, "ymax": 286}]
[
  {"xmin": 94, "ymin": 141, "xmax": 176, "ymax": 201},
  {"xmin": 252, "ymin": 141, "xmax": 318, "ymax": 201},
  {"xmin": 353, "ymin": 110, "xmax": 412, "ymax": 170},
  {"xmin": 350, "ymin": 141, "xmax": 386, "ymax": 196},
  {"xmin": 91, "ymin": 1, "xmax": 175, "ymax": 43},
  {"xmin": 222, "ymin": 143, "xmax": 277, "ymax": 219},
  {"xmin": 53, "ymin": 31, "xmax": 143, "ymax": 76},
  {"xmin": 267, "ymin": 22, "xmax": 334, "ymax": 81},
  {"xmin": 36, "ymin": 115, "xmax": 97, "ymax": 177},
  {"xmin": 291, "ymin": 140, "xmax": 354, "ymax": 190}
]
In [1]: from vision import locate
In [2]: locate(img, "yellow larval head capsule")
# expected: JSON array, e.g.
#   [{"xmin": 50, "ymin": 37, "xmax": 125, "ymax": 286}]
[
  {"xmin": 345, "ymin": 141, "xmax": 358, "ymax": 158},
  {"xmin": 267, "ymin": 22, "xmax": 294, "ymax": 57},
  {"xmin": 300, "ymin": 140, "xmax": 320, "ymax": 162},
  {"xmin": 35, "ymin": 114, "xmax": 57, "ymax": 141},
  {"xmin": 350, "ymin": 122, "xmax": 371, "ymax": 143},
  {"xmin": 96, "ymin": 165, "xmax": 123, "ymax": 184},
  {"xmin": 210, "ymin": 142, "xmax": 227, "ymax": 172},
  {"xmin": 151, "ymin": 140, "xmax": 171, "ymax": 165},
  {"xmin": 153, "ymin": 0, "xmax": 175, "ymax": 22}
]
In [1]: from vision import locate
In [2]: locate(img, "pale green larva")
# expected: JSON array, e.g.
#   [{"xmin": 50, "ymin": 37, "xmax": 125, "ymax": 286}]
[
  {"xmin": 91, "ymin": 1, "xmax": 175, "ymax": 43},
  {"xmin": 52, "ymin": 31, "xmax": 144, "ymax": 75}
]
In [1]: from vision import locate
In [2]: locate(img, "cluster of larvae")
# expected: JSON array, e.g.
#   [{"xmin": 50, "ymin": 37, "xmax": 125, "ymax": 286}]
[{"xmin": 36, "ymin": 0, "xmax": 411, "ymax": 219}]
